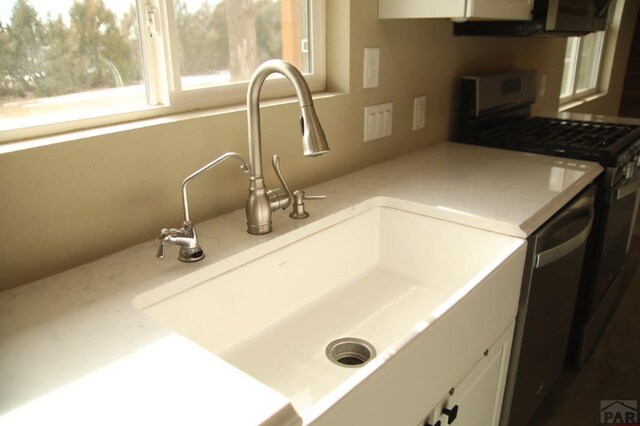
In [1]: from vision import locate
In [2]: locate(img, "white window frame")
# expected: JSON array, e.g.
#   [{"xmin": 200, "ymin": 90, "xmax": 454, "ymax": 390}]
[
  {"xmin": 560, "ymin": 31, "xmax": 606, "ymax": 104},
  {"xmin": 0, "ymin": 0, "xmax": 326, "ymax": 143},
  {"xmin": 150, "ymin": 0, "xmax": 325, "ymax": 108},
  {"xmin": 558, "ymin": 0, "xmax": 626, "ymax": 107}
]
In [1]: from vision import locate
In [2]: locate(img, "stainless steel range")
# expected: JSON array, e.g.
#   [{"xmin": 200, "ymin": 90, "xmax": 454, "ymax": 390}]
[{"xmin": 456, "ymin": 70, "xmax": 640, "ymax": 425}]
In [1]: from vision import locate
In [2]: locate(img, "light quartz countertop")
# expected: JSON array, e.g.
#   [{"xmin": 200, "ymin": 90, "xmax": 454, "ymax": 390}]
[{"xmin": 0, "ymin": 142, "xmax": 602, "ymax": 425}]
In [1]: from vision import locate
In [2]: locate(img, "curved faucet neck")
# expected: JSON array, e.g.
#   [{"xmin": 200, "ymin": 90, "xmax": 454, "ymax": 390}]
[
  {"xmin": 180, "ymin": 152, "xmax": 249, "ymax": 223},
  {"xmin": 247, "ymin": 60, "xmax": 313, "ymax": 178}
]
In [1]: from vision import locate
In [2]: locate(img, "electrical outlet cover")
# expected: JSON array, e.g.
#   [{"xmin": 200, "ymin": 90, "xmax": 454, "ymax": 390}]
[{"xmin": 363, "ymin": 48, "xmax": 380, "ymax": 89}]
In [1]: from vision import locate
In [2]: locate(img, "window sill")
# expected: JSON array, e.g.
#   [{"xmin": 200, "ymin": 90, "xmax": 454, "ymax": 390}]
[
  {"xmin": 0, "ymin": 91, "xmax": 344, "ymax": 156},
  {"xmin": 558, "ymin": 92, "xmax": 607, "ymax": 112}
]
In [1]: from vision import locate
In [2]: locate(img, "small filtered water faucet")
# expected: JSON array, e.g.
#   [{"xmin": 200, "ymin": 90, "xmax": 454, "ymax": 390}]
[{"xmin": 157, "ymin": 152, "xmax": 249, "ymax": 262}]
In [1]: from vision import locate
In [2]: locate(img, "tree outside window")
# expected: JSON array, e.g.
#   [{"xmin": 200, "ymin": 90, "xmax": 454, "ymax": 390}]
[
  {"xmin": 0, "ymin": 0, "xmax": 319, "ymax": 141},
  {"xmin": 0, "ymin": 0, "xmax": 142, "ymax": 100}
]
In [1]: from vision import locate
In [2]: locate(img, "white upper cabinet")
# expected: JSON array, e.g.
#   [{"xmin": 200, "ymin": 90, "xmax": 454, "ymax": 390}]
[{"xmin": 379, "ymin": 0, "xmax": 533, "ymax": 20}]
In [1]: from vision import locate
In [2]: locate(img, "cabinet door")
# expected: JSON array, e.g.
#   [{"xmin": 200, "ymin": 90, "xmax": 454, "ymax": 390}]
[
  {"xmin": 379, "ymin": 0, "xmax": 531, "ymax": 20},
  {"xmin": 467, "ymin": 0, "xmax": 532, "ymax": 20},
  {"xmin": 443, "ymin": 322, "xmax": 514, "ymax": 426}
]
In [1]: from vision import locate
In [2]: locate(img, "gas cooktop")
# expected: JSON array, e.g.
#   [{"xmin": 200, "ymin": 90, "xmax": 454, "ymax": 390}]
[{"xmin": 473, "ymin": 117, "xmax": 640, "ymax": 166}]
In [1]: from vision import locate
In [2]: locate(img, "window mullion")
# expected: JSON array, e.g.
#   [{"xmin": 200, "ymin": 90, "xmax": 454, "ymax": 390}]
[
  {"xmin": 137, "ymin": 0, "xmax": 170, "ymax": 105},
  {"xmin": 158, "ymin": 0, "xmax": 183, "ymax": 104},
  {"xmin": 572, "ymin": 37, "xmax": 584, "ymax": 96},
  {"xmin": 561, "ymin": 37, "xmax": 578, "ymax": 100},
  {"xmin": 310, "ymin": 0, "xmax": 326, "ymax": 85},
  {"xmin": 592, "ymin": 31, "xmax": 605, "ymax": 91}
]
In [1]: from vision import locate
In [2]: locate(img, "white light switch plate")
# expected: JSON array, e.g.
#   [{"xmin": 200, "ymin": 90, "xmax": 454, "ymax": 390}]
[
  {"xmin": 364, "ymin": 102, "xmax": 393, "ymax": 142},
  {"xmin": 413, "ymin": 96, "xmax": 426, "ymax": 131},
  {"xmin": 363, "ymin": 48, "xmax": 380, "ymax": 89}
]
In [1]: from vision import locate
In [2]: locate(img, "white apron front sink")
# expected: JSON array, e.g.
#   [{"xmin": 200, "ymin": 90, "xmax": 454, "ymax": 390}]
[{"xmin": 134, "ymin": 199, "xmax": 525, "ymax": 422}]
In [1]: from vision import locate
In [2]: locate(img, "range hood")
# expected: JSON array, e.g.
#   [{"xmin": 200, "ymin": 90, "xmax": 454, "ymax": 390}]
[{"xmin": 454, "ymin": 0, "xmax": 610, "ymax": 37}]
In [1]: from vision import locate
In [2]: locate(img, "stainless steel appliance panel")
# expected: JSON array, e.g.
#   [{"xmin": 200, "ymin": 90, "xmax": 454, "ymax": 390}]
[
  {"xmin": 466, "ymin": 71, "xmax": 537, "ymax": 117},
  {"xmin": 547, "ymin": 0, "xmax": 609, "ymax": 32},
  {"xmin": 592, "ymin": 184, "xmax": 639, "ymax": 312},
  {"xmin": 457, "ymin": 70, "xmax": 640, "ymax": 369},
  {"xmin": 501, "ymin": 186, "xmax": 595, "ymax": 426}
]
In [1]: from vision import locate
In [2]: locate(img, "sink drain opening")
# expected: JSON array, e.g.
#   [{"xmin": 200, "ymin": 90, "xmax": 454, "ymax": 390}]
[{"xmin": 326, "ymin": 338, "xmax": 376, "ymax": 368}]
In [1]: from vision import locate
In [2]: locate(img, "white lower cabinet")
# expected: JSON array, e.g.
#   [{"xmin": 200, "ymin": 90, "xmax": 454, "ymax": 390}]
[{"xmin": 420, "ymin": 322, "xmax": 515, "ymax": 426}]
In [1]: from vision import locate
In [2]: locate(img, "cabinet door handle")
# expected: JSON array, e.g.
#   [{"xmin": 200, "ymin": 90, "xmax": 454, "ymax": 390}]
[{"xmin": 442, "ymin": 405, "xmax": 459, "ymax": 424}]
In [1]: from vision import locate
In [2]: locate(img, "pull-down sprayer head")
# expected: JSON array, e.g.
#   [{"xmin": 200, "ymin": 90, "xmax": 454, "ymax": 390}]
[
  {"xmin": 246, "ymin": 59, "xmax": 330, "ymax": 177},
  {"xmin": 300, "ymin": 104, "xmax": 329, "ymax": 157}
]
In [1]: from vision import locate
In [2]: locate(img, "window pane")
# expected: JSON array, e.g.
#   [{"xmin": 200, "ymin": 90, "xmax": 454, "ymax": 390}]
[
  {"xmin": 0, "ymin": 0, "xmax": 145, "ymax": 133},
  {"xmin": 173, "ymin": 0, "xmax": 311, "ymax": 91},
  {"xmin": 576, "ymin": 31, "xmax": 604, "ymax": 92},
  {"xmin": 560, "ymin": 37, "xmax": 579, "ymax": 98}
]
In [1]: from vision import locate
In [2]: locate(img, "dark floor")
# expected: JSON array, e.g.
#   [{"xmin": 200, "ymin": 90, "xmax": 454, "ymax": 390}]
[{"xmin": 529, "ymin": 216, "xmax": 640, "ymax": 426}]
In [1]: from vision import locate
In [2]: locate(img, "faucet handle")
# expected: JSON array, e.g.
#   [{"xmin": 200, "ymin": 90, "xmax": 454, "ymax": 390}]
[
  {"xmin": 156, "ymin": 229, "xmax": 170, "ymax": 259},
  {"xmin": 156, "ymin": 241, "xmax": 165, "ymax": 259},
  {"xmin": 155, "ymin": 225, "xmax": 204, "ymax": 262},
  {"xmin": 268, "ymin": 154, "xmax": 293, "ymax": 211},
  {"xmin": 302, "ymin": 194, "xmax": 327, "ymax": 201},
  {"xmin": 289, "ymin": 189, "xmax": 326, "ymax": 219}
]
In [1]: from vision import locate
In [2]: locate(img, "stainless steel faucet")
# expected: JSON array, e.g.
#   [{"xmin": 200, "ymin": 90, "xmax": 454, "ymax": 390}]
[
  {"xmin": 157, "ymin": 152, "xmax": 249, "ymax": 262},
  {"xmin": 245, "ymin": 60, "xmax": 330, "ymax": 235}
]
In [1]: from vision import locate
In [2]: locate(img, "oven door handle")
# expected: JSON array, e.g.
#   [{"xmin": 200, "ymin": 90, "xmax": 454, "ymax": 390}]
[
  {"xmin": 535, "ymin": 205, "xmax": 594, "ymax": 269},
  {"xmin": 611, "ymin": 176, "xmax": 640, "ymax": 202}
]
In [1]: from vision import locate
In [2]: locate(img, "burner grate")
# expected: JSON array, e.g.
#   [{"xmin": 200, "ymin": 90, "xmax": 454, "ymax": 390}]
[{"xmin": 476, "ymin": 117, "xmax": 639, "ymax": 153}]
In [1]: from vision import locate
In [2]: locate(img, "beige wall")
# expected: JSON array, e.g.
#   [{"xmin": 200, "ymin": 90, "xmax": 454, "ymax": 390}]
[{"xmin": 0, "ymin": 0, "xmax": 567, "ymax": 290}]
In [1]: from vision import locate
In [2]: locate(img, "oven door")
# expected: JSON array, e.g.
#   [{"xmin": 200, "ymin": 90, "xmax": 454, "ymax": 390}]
[{"xmin": 590, "ymin": 176, "xmax": 640, "ymax": 314}]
